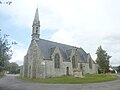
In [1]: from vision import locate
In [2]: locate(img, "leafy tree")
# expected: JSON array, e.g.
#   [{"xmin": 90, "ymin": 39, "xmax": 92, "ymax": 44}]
[
  {"xmin": 8, "ymin": 62, "xmax": 20, "ymax": 74},
  {"xmin": 0, "ymin": 29, "xmax": 16, "ymax": 72},
  {"xmin": 96, "ymin": 46, "xmax": 111, "ymax": 73}
]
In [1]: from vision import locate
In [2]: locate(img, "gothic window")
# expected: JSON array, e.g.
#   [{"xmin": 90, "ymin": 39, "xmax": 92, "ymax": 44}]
[
  {"xmin": 54, "ymin": 53, "xmax": 60, "ymax": 68},
  {"xmin": 72, "ymin": 56, "xmax": 76, "ymax": 68},
  {"xmin": 89, "ymin": 58, "xmax": 92, "ymax": 69}
]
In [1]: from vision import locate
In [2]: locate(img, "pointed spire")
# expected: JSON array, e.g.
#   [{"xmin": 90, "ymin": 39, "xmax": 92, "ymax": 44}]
[
  {"xmin": 33, "ymin": 8, "xmax": 40, "ymax": 24},
  {"xmin": 34, "ymin": 8, "xmax": 39, "ymax": 21},
  {"xmin": 32, "ymin": 8, "xmax": 40, "ymax": 40}
]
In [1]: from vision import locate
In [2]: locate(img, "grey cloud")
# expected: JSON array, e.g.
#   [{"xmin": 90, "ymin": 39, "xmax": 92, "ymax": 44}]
[{"xmin": 104, "ymin": 34, "xmax": 120, "ymax": 44}]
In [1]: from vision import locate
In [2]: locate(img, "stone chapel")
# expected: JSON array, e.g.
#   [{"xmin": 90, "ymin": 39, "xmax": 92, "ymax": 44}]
[{"xmin": 21, "ymin": 8, "xmax": 98, "ymax": 79}]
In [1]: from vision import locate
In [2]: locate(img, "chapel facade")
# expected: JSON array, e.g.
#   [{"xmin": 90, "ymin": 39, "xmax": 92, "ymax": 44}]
[{"xmin": 21, "ymin": 8, "xmax": 98, "ymax": 79}]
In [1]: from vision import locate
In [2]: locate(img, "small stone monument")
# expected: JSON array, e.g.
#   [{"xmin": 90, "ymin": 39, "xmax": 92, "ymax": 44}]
[{"xmin": 73, "ymin": 68, "xmax": 83, "ymax": 78}]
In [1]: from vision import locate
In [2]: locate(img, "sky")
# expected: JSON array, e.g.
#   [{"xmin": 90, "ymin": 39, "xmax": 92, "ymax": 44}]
[{"xmin": 0, "ymin": 0, "xmax": 120, "ymax": 66}]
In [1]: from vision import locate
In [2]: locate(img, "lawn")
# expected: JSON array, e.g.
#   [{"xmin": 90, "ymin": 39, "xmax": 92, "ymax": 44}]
[{"xmin": 18, "ymin": 74, "xmax": 118, "ymax": 84}]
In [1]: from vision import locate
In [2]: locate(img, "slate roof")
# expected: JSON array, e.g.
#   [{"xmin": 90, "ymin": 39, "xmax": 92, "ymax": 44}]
[{"xmin": 36, "ymin": 39, "xmax": 88, "ymax": 63}]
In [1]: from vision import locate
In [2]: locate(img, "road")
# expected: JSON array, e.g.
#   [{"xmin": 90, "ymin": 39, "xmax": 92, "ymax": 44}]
[{"xmin": 0, "ymin": 74, "xmax": 120, "ymax": 90}]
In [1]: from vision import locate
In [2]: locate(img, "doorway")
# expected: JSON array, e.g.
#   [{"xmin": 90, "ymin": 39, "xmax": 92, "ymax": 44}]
[{"xmin": 66, "ymin": 67, "xmax": 69, "ymax": 75}]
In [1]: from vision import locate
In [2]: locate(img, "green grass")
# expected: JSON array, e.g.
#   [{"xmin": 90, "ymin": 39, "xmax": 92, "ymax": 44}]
[{"xmin": 18, "ymin": 74, "xmax": 118, "ymax": 84}]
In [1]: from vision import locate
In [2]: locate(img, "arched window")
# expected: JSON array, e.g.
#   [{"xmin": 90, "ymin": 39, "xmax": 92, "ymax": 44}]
[
  {"xmin": 54, "ymin": 53, "xmax": 60, "ymax": 68},
  {"xmin": 89, "ymin": 58, "xmax": 92, "ymax": 69},
  {"xmin": 72, "ymin": 56, "xmax": 76, "ymax": 68}
]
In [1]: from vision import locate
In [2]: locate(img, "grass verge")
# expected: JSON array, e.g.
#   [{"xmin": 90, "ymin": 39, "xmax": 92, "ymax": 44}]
[{"xmin": 18, "ymin": 74, "xmax": 118, "ymax": 84}]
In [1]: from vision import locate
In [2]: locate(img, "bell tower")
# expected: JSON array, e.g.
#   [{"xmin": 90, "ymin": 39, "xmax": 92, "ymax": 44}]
[{"xmin": 32, "ymin": 8, "xmax": 40, "ymax": 40}]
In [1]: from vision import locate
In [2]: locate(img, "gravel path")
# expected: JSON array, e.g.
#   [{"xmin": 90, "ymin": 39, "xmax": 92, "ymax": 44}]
[{"xmin": 0, "ymin": 74, "xmax": 120, "ymax": 90}]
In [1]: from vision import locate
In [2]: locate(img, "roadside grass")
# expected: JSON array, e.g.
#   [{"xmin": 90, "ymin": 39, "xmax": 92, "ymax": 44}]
[{"xmin": 18, "ymin": 74, "xmax": 118, "ymax": 84}]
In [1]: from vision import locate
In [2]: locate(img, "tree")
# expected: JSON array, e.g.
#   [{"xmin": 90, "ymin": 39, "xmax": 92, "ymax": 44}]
[
  {"xmin": 0, "ymin": 29, "xmax": 14, "ymax": 72},
  {"xmin": 8, "ymin": 62, "xmax": 20, "ymax": 74},
  {"xmin": 96, "ymin": 46, "xmax": 111, "ymax": 73}
]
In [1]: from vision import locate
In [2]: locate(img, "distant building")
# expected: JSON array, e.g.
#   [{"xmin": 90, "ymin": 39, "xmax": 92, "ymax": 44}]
[{"xmin": 21, "ymin": 8, "xmax": 98, "ymax": 79}]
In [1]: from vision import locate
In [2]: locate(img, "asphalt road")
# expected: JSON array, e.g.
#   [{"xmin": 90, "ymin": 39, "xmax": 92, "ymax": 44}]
[{"xmin": 0, "ymin": 74, "xmax": 120, "ymax": 90}]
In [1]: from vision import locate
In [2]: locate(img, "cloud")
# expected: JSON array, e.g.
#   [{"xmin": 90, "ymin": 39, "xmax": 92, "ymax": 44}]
[
  {"xmin": 49, "ymin": 0, "xmax": 120, "ymax": 66},
  {"xmin": 10, "ymin": 44, "xmax": 27, "ymax": 66},
  {"xmin": 1, "ymin": 0, "xmax": 120, "ymax": 66},
  {"xmin": 102, "ymin": 33, "xmax": 120, "ymax": 66},
  {"xmin": 104, "ymin": 33, "xmax": 120, "ymax": 44},
  {"xmin": 0, "ymin": 0, "xmax": 37, "ymax": 28}
]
